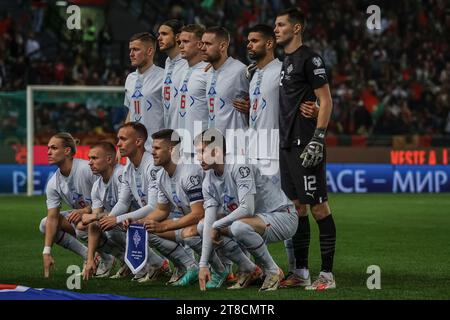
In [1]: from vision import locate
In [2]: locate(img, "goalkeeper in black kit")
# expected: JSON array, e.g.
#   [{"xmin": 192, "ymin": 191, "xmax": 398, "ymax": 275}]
[{"xmin": 274, "ymin": 8, "xmax": 337, "ymax": 290}]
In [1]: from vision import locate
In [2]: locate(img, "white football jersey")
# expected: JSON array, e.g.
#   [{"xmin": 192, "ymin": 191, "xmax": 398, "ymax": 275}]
[
  {"xmin": 175, "ymin": 61, "xmax": 209, "ymax": 148},
  {"xmin": 156, "ymin": 163, "xmax": 204, "ymax": 216},
  {"xmin": 206, "ymin": 57, "xmax": 249, "ymax": 135},
  {"xmin": 124, "ymin": 64, "xmax": 164, "ymax": 150},
  {"xmin": 91, "ymin": 164, "xmax": 124, "ymax": 212},
  {"xmin": 118, "ymin": 151, "xmax": 160, "ymax": 209},
  {"xmin": 162, "ymin": 54, "xmax": 188, "ymax": 130},
  {"xmin": 248, "ymin": 59, "xmax": 282, "ymax": 161},
  {"xmin": 46, "ymin": 158, "xmax": 96, "ymax": 210},
  {"xmin": 202, "ymin": 162, "xmax": 292, "ymax": 214}
]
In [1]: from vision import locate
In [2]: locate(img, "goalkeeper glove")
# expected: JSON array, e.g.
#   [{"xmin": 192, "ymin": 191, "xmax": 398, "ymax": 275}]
[{"xmin": 300, "ymin": 128, "xmax": 326, "ymax": 168}]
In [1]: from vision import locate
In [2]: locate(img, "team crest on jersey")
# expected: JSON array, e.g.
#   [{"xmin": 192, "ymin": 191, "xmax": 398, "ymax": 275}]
[
  {"xmin": 223, "ymin": 195, "xmax": 238, "ymax": 212},
  {"xmin": 208, "ymin": 87, "xmax": 216, "ymax": 95},
  {"xmin": 189, "ymin": 175, "xmax": 201, "ymax": 187},
  {"xmin": 238, "ymin": 166, "xmax": 251, "ymax": 178},
  {"xmin": 287, "ymin": 64, "xmax": 294, "ymax": 74},
  {"xmin": 132, "ymin": 89, "xmax": 143, "ymax": 99},
  {"xmin": 312, "ymin": 57, "xmax": 322, "ymax": 67},
  {"xmin": 150, "ymin": 169, "xmax": 158, "ymax": 180},
  {"xmin": 164, "ymin": 76, "xmax": 172, "ymax": 85}
]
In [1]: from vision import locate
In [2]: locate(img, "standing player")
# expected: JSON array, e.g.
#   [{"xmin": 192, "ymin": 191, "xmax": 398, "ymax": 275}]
[
  {"xmin": 175, "ymin": 24, "xmax": 209, "ymax": 152},
  {"xmin": 82, "ymin": 142, "xmax": 126, "ymax": 280},
  {"xmin": 201, "ymin": 27, "xmax": 249, "ymax": 137},
  {"xmin": 194, "ymin": 129, "xmax": 298, "ymax": 291},
  {"xmin": 243, "ymin": 24, "xmax": 302, "ymax": 277},
  {"xmin": 275, "ymin": 8, "xmax": 337, "ymax": 290},
  {"xmin": 40, "ymin": 132, "xmax": 96, "ymax": 277},
  {"xmin": 158, "ymin": 20, "xmax": 188, "ymax": 129},
  {"xmin": 98, "ymin": 123, "xmax": 170, "ymax": 282},
  {"xmin": 143, "ymin": 129, "xmax": 227, "ymax": 287},
  {"xmin": 124, "ymin": 32, "xmax": 164, "ymax": 150}
]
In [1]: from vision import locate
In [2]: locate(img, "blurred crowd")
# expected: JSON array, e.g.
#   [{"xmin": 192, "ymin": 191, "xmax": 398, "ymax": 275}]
[{"xmin": 1, "ymin": 0, "xmax": 449, "ymax": 140}]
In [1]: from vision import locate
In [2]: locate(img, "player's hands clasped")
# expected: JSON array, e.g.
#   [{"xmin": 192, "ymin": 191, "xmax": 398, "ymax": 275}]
[
  {"xmin": 300, "ymin": 128, "xmax": 326, "ymax": 168},
  {"xmin": 299, "ymin": 100, "xmax": 319, "ymax": 118},
  {"xmin": 67, "ymin": 210, "xmax": 82, "ymax": 224},
  {"xmin": 99, "ymin": 215, "xmax": 117, "ymax": 231}
]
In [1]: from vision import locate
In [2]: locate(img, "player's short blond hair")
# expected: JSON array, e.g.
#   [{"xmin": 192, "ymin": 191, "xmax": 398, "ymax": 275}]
[{"xmin": 180, "ymin": 24, "xmax": 205, "ymax": 40}]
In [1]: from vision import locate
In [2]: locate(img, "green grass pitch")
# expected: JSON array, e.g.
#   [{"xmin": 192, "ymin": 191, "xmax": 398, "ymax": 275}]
[{"xmin": 0, "ymin": 194, "xmax": 449, "ymax": 300}]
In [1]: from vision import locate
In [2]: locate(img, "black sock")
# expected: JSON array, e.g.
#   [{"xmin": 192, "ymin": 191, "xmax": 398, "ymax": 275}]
[
  {"xmin": 317, "ymin": 214, "xmax": 336, "ymax": 273},
  {"xmin": 293, "ymin": 215, "xmax": 310, "ymax": 269}
]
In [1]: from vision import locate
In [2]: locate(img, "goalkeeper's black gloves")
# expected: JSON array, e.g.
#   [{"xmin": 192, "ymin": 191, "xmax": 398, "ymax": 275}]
[{"xmin": 300, "ymin": 128, "xmax": 326, "ymax": 168}]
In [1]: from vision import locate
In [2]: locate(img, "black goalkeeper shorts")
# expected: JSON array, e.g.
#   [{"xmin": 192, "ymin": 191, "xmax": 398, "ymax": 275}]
[{"xmin": 279, "ymin": 145, "xmax": 328, "ymax": 205}]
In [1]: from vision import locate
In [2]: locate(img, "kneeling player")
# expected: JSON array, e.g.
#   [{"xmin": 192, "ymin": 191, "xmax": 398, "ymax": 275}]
[
  {"xmin": 40, "ymin": 133, "xmax": 96, "ymax": 277},
  {"xmin": 195, "ymin": 129, "xmax": 298, "ymax": 291},
  {"xmin": 142, "ymin": 129, "xmax": 227, "ymax": 287},
  {"xmin": 82, "ymin": 142, "xmax": 127, "ymax": 280}
]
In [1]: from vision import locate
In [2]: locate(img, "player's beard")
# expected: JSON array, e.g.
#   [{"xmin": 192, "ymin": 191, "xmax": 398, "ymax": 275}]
[
  {"xmin": 248, "ymin": 49, "xmax": 264, "ymax": 61},
  {"xmin": 160, "ymin": 40, "xmax": 176, "ymax": 52},
  {"xmin": 204, "ymin": 51, "xmax": 221, "ymax": 64}
]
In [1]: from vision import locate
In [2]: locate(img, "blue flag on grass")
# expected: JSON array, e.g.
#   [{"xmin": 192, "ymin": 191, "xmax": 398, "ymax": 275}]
[{"xmin": 0, "ymin": 284, "xmax": 152, "ymax": 300}]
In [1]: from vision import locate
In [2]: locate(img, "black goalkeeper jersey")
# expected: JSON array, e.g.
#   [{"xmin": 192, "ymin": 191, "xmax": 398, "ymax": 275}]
[{"xmin": 278, "ymin": 45, "xmax": 328, "ymax": 149}]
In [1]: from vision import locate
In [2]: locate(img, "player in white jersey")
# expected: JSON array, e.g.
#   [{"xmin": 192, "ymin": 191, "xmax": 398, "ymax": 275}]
[
  {"xmin": 175, "ymin": 24, "xmax": 209, "ymax": 153},
  {"xmin": 246, "ymin": 25, "xmax": 283, "ymax": 178},
  {"xmin": 245, "ymin": 24, "xmax": 299, "ymax": 281},
  {"xmin": 142, "ymin": 129, "xmax": 227, "ymax": 287},
  {"xmin": 81, "ymin": 142, "xmax": 126, "ymax": 280},
  {"xmin": 158, "ymin": 20, "xmax": 189, "ymax": 129},
  {"xmin": 124, "ymin": 32, "xmax": 164, "ymax": 150},
  {"xmin": 194, "ymin": 129, "xmax": 299, "ymax": 291},
  {"xmin": 40, "ymin": 133, "xmax": 96, "ymax": 278},
  {"xmin": 98, "ymin": 123, "xmax": 171, "ymax": 282},
  {"xmin": 201, "ymin": 27, "xmax": 250, "ymax": 137}
]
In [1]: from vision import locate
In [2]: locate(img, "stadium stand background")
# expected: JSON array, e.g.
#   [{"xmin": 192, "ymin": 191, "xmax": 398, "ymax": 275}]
[{"xmin": 0, "ymin": 0, "xmax": 449, "ymax": 157}]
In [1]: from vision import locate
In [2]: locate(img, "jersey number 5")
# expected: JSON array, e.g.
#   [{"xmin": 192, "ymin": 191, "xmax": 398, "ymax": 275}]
[{"xmin": 164, "ymin": 86, "xmax": 171, "ymax": 101}]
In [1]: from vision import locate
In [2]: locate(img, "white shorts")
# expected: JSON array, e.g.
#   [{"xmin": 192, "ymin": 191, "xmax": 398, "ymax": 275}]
[{"xmin": 257, "ymin": 205, "xmax": 298, "ymax": 243}]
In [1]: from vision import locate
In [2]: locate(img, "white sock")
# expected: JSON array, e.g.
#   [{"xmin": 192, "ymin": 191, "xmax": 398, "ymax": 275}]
[
  {"xmin": 146, "ymin": 246, "xmax": 165, "ymax": 269},
  {"xmin": 217, "ymin": 236, "xmax": 256, "ymax": 273},
  {"xmin": 148, "ymin": 233, "xmax": 196, "ymax": 269},
  {"xmin": 55, "ymin": 231, "xmax": 88, "ymax": 260},
  {"xmin": 230, "ymin": 221, "xmax": 279, "ymax": 275}
]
